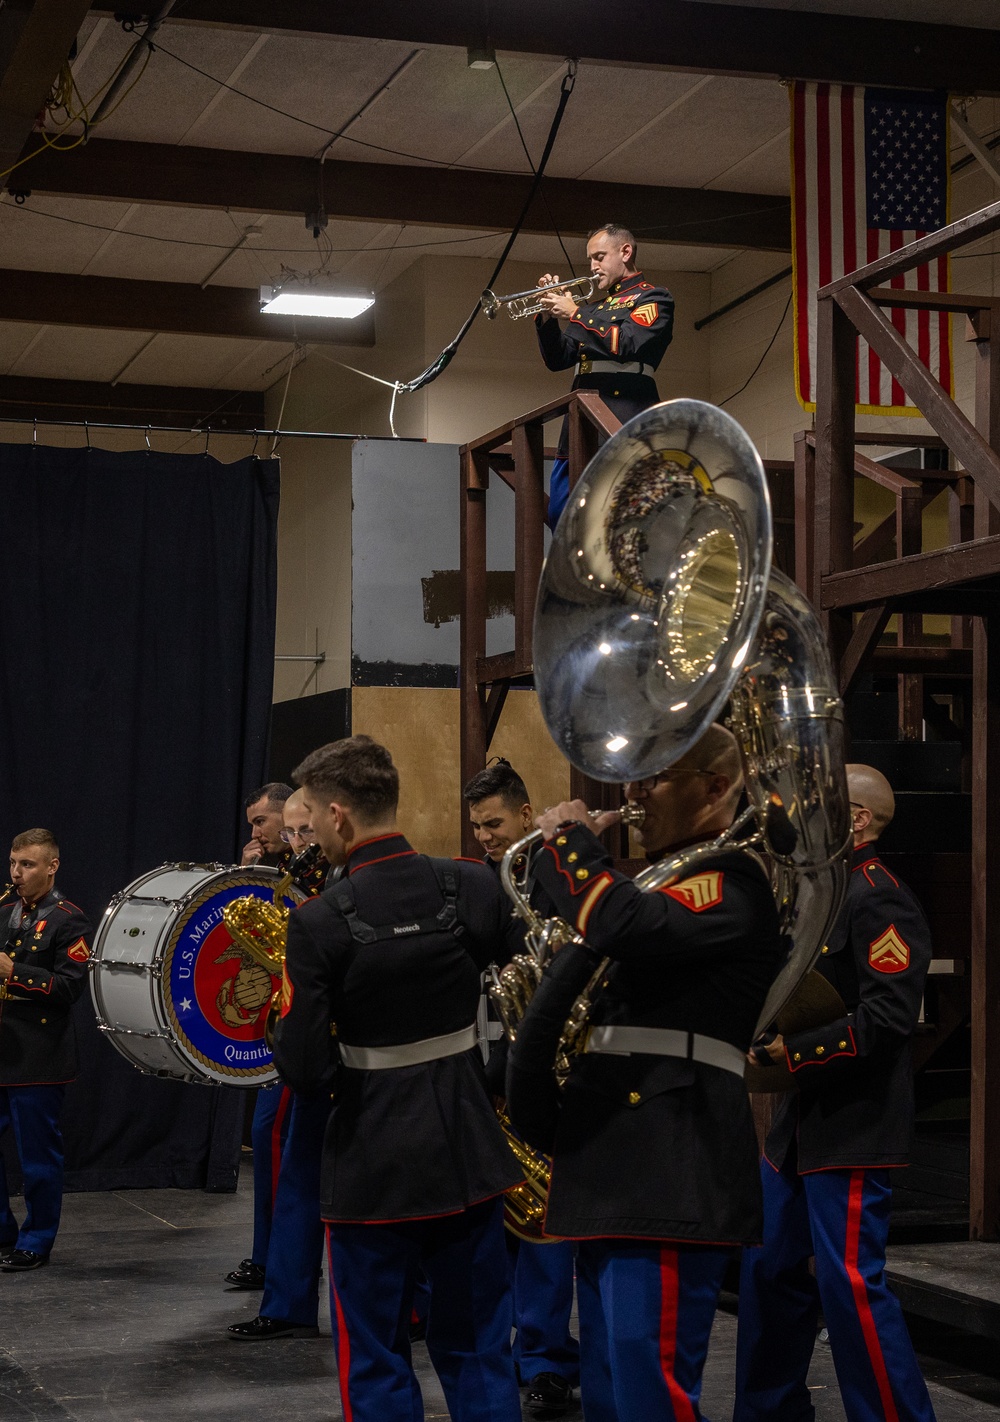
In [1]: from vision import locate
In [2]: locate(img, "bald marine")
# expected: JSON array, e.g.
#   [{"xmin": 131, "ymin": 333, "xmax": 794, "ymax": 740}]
[{"xmin": 845, "ymin": 763, "xmax": 895, "ymax": 848}]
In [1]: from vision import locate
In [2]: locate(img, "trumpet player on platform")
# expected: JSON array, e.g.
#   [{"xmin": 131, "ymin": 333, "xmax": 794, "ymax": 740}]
[
  {"xmin": 535, "ymin": 222, "xmax": 674, "ymax": 528},
  {"xmin": 514, "ymin": 725, "xmax": 784, "ymax": 1422}
]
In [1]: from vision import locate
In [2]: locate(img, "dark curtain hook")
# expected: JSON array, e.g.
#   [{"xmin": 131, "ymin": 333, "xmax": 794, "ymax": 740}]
[
  {"xmin": 144, "ymin": 426, "xmax": 151, "ymax": 452},
  {"xmin": 84, "ymin": 420, "xmax": 91, "ymax": 450},
  {"xmin": 32, "ymin": 419, "xmax": 37, "ymax": 446},
  {"xmin": 204, "ymin": 426, "xmax": 210, "ymax": 455}
]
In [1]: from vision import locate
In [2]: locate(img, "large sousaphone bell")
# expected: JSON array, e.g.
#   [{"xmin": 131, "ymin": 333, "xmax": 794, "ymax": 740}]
[{"xmin": 503, "ymin": 401, "xmax": 850, "ymax": 1124}]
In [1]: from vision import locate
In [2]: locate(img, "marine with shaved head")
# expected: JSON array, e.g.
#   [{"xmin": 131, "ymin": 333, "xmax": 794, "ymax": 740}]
[{"xmin": 735, "ymin": 765, "xmax": 937, "ymax": 1422}]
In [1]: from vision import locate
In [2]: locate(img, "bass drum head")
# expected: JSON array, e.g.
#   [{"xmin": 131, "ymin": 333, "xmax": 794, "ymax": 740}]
[{"xmin": 93, "ymin": 864, "xmax": 303, "ymax": 1087}]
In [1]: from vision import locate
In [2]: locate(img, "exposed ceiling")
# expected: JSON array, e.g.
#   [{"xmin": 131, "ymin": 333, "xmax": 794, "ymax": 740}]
[{"xmin": 0, "ymin": 2, "xmax": 997, "ymax": 421}]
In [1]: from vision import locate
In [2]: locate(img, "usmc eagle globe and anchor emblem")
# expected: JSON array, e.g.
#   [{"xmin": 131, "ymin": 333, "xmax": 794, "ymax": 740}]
[{"xmin": 89, "ymin": 864, "xmax": 305, "ymax": 1087}]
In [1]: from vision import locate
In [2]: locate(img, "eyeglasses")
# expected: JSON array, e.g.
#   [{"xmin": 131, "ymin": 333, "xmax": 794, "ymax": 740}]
[
  {"xmin": 628, "ymin": 768, "xmax": 717, "ymax": 793},
  {"xmin": 279, "ymin": 827, "xmax": 312, "ymax": 843}
]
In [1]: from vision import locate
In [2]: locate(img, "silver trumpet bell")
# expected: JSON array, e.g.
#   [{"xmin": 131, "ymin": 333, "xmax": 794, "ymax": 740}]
[{"xmin": 529, "ymin": 398, "xmax": 852, "ymax": 1040}]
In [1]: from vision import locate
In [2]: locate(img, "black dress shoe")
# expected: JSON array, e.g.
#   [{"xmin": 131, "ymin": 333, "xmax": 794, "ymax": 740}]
[
  {"xmin": 227, "ymin": 1315, "xmax": 319, "ymax": 1340},
  {"xmin": 526, "ymin": 1372, "xmax": 574, "ymax": 1418},
  {"xmin": 224, "ymin": 1258, "xmax": 265, "ymax": 1289},
  {"xmin": 0, "ymin": 1242, "xmax": 16, "ymax": 1263},
  {"xmin": 2, "ymin": 1250, "xmax": 48, "ymax": 1272}
]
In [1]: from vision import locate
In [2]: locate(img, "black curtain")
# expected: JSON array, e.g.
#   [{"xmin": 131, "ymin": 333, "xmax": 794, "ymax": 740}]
[{"xmin": 0, "ymin": 444, "xmax": 279, "ymax": 1191}]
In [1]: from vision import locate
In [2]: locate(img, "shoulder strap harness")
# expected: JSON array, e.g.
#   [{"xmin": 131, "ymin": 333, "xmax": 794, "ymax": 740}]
[{"xmin": 328, "ymin": 857, "xmax": 464, "ymax": 946}]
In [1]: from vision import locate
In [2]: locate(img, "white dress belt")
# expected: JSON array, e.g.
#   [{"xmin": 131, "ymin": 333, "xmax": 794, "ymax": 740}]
[
  {"xmin": 584, "ymin": 1025, "xmax": 746, "ymax": 1078},
  {"xmin": 339, "ymin": 1022, "xmax": 478, "ymax": 1071},
  {"xmin": 575, "ymin": 359, "xmax": 652, "ymax": 377}
]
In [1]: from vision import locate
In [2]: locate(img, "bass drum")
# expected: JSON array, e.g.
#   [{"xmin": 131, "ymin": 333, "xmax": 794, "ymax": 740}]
[{"xmin": 90, "ymin": 863, "xmax": 304, "ymax": 1086}]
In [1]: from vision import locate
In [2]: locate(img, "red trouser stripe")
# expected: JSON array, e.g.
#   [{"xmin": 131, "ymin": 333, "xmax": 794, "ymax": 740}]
[
  {"xmin": 844, "ymin": 1170, "xmax": 900, "ymax": 1422},
  {"xmin": 270, "ymin": 1086, "xmax": 292, "ymax": 1209},
  {"xmin": 659, "ymin": 1247, "xmax": 697, "ymax": 1422},
  {"xmin": 328, "ymin": 1228, "xmax": 354, "ymax": 1422}
]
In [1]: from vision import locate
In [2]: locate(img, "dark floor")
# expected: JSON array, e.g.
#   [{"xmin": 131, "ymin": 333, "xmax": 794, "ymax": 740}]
[{"xmin": 2, "ymin": 1168, "xmax": 999, "ymax": 1421}]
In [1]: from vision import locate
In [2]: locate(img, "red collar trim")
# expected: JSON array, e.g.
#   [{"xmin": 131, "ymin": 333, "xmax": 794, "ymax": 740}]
[{"xmin": 345, "ymin": 832, "xmax": 413, "ymax": 872}]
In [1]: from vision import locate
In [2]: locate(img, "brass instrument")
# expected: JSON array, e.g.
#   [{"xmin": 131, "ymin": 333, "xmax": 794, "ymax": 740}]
[
  {"xmin": 0, "ymin": 882, "xmax": 13, "ymax": 1003},
  {"xmin": 481, "ymin": 274, "xmax": 598, "ymax": 321},
  {"xmin": 499, "ymin": 398, "xmax": 852, "ymax": 1152},
  {"xmin": 223, "ymin": 845, "xmax": 323, "ymax": 1046}
]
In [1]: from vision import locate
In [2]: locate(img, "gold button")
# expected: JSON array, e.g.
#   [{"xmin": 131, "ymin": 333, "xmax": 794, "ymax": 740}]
[
  {"xmin": 793, "ymin": 1053, "xmax": 801, "ymax": 1062},
  {"xmin": 628, "ymin": 1091, "xmax": 641, "ymax": 1105},
  {"xmin": 40, "ymin": 1018, "xmax": 46, "ymax": 1024},
  {"xmin": 27, "ymin": 979, "xmax": 33, "ymax": 984},
  {"xmin": 838, "ymin": 1040, "xmax": 847, "ymax": 1049},
  {"xmin": 15, "ymin": 939, "xmax": 21, "ymax": 946},
  {"xmin": 821, "ymin": 945, "xmax": 829, "ymax": 954},
  {"xmin": 815, "ymin": 1046, "xmax": 824, "ymax": 1055},
  {"xmin": 575, "ymin": 868, "xmax": 589, "ymax": 881},
  {"xmin": 555, "ymin": 836, "xmax": 567, "ymax": 846},
  {"xmin": 31, "ymin": 947, "xmax": 37, "ymax": 952},
  {"xmin": 567, "ymin": 852, "xmax": 579, "ymax": 863}
]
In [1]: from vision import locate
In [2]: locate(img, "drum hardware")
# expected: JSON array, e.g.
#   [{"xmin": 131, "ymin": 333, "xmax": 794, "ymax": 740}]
[
  {"xmin": 96, "ymin": 1021, "xmax": 172, "ymax": 1040},
  {"xmin": 90, "ymin": 958, "xmax": 161, "ymax": 977}
]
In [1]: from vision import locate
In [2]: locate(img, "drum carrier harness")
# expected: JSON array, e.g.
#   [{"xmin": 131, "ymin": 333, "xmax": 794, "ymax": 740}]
[{"xmin": 327, "ymin": 858, "xmax": 480, "ymax": 1071}]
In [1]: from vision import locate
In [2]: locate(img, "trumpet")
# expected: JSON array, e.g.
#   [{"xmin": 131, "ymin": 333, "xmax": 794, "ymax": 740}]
[{"xmin": 481, "ymin": 273, "xmax": 599, "ymax": 321}]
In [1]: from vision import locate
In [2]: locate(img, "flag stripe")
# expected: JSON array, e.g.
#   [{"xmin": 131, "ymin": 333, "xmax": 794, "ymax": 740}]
[{"xmin": 793, "ymin": 81, "xmax": 952, "ymax": 414}]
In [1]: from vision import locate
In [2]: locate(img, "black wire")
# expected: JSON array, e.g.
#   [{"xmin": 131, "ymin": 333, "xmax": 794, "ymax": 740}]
[
  {"xmin": 718, "ymin": 288, "xmax": 792, "ymax": 408},
  {"xmin": 0, "ymin": 198, "xmax": 508, "ymax": 254},
  {"xmin": 494, "ymin": 57, "xmax": 576, "ymax": 276},
  {"xmin": 151, "ymin": 39, "xmax": 539, "ymax": 177},
  {"xmin": 397, "ymin": 61, "xmax": 579, "ymax": 396}
]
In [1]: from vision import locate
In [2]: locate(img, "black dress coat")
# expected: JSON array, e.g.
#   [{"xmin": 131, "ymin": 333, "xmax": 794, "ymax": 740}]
[
  {"xmin": 766, "ymin": 843, "xmax": 933, "ymax": 1173},
  {"xmin": 273, "ymin": 833, "xmax": 523, "ymax": 1224},
  {"xmin": 522, "ymin": 823, "xmax": 785, "ymax": 1245},
  {"xmin": 0, "ymin": 887, "xmax": 92, "ymax": 1085}
]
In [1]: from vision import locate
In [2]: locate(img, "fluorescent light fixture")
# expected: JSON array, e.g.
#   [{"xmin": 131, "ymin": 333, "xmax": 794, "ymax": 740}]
[
  {"xmin": 260, "ymin": 283, "xmax": 374, "ymax": 319},
  {"xmin": 606, "ymin": 736, "xmax": 628, "ymax": 753}
]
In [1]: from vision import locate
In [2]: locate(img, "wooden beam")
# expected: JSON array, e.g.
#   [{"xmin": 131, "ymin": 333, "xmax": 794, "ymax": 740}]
[
  {"xmin": 868, "ymin": 287, "xmax": 997, "ymax": 316},
  {"xmin": 826, "ymin": 197, "xmax": 1000, "ymax": 295},
  {"xmin": 835, "ymin": 286, "xmax": 1000, "ymax": 511},
  {"xmin": 139, "ymin": 1, "xmax": 1000, "ymax": 95},
  {"xmin": 971, "ymin": 613, "xmax": 1000, "ymax": 1239},
  {"xmin": 0, "ymin": 374, "xmax": 264, "ymax": 428},
  {"xmin": 0, "ymin": 0, "xmax": 92, "ymax": 172},
  {"xmin": 870, "ymin": 645, "xmax": 973, "ymax": 677},
  {"xmin": 459, "ymin": 446, "xmax": 490, "ymax": 858},
  {"xmin": 839, "ymin": 605, "xmax": 891, "ymax": 698},
  {"xmin": 813, "ymin": 293, "xmax": 856, "ymax": 661},
  {"xmin": 12, "ymin": 136, "xmax": 792, "ymax": 252},
  {"xmin": 0, "ymin": 268, "xmax": 374, "ymax": 345},
  {"xmin": 821, "ymin": 536, "xmax": 1000, "ymax": 610}
]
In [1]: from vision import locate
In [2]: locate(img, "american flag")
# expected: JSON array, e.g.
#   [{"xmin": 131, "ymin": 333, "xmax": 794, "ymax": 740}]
[{"xmin": 792, "ymin": 82, "xmax": 953, "ymax": 415}]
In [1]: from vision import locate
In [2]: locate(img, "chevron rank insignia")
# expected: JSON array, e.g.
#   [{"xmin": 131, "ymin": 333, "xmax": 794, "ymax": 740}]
[
  {"xmin": 280, "ymin": 965, "xmax": 294, "ymax": 1017},
  {"xmin": 67, "ymin": 938, "xmax": 90, "ymax": 963},
  {"xmin": 868, "ymin": 925, "xmax": 911, "ymax": 974},
  {"xmin": 631, "ymin": 302, "xmax": 659, "ymax": 327},
  {"xmin": 663, "ymin": 871, "xmax": 723, "ymax": 913}
]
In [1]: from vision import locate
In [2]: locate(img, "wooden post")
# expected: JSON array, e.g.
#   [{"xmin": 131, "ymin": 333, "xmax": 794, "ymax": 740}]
[
  {"xmin": 513, "ymin": 417, "xmax": 545, "ymax": 673},
  {"xmin": 814, "ymin": 294, "xmax": 857, "ymax": 663},
  {"xmin": 896, "ymin": 486, "xmax": 924, "ymax": 739},
  {"xmin": 459, "ymin": 446, "xmax": 489, "ymax": 858},
  {"xmin": 970, "ymin": 308, "xmax": 1000, "ymax": 1239},
  {"xmin": 793, "ymin": 430, "xmax": 815, "ymax": 596}
]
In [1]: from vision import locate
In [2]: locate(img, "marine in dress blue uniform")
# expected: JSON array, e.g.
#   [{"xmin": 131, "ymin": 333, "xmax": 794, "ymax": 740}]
[
  {"xmin": 511, "ymin": 727, "xmax": 785, "ymax": 1422},
  {"xmin": 534, "ymin": 223, "xmax": 674, "ymax": 528},
  {"xmin": 274, "ymin": 736, "xmax": 524, "ymax": 1422},
  {"xmin": 464, "ymin": 761, "xmax": 580, "ymax": 1417},
  {"xmin": 735, "ymin": 765, "xmax": 937, "ymax": 1422},
  {"xmin": 0, "ymin": 829, "xmax": 91, "ymax": 1269},
  {"xmin": 230, "ymin": 809, "xmax": 335, "ymax": 1339}
]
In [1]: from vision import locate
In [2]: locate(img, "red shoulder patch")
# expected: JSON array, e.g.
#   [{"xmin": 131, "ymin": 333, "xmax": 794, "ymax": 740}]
[
  {"xmin": 662, "ymin": 871, "xmax": 724, "ymax": 913},
  {"xmin": 280, "ymin": 965, "xmax": 294, "ymax": 1017},
  {"xmin": 67, "ymin": 938, "xmax": 90, "ymax": 963},
  {"xmin": 869, "ymin": 925, "xmax": 910, "ymax": 974},
  {"xmin": 631, "ymin": 302, "xmax": 659, "ymax": 327}
]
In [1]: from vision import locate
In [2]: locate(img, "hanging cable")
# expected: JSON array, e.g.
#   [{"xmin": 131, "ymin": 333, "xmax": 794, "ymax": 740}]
[
  {"xmin": 718, "ymin": 289, "xmax": 792, "ymax": 408},
  {"xmin": 494, "ymin": 56, "xmax": 576, "ymax": 276},
  {"xmin": 395, "ymin": 59, "xmax": 578, "ymax": 396}
]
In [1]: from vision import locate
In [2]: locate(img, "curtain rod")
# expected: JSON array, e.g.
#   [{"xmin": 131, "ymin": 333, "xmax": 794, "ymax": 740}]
[{"xmin": 0, "ymin": 416, "xmax": 424, "ymax": 442}]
